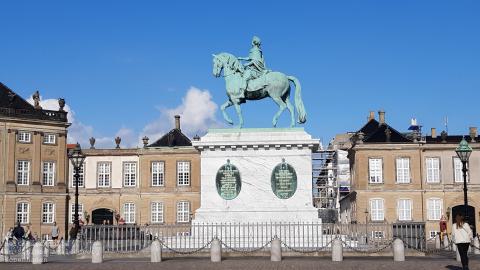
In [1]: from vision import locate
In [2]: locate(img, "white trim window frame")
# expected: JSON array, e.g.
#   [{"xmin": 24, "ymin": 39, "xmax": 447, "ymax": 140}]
[
  {"xmin": 370, "ymin": 198, "xmax": 384, "ymax": 221},
  {"xmin": 17, "ymin": 160, "xmax": 30, "ymax": 185},
  {"xmin": 123, "ymin": 203, "xmax": 136, "ymax": 224},
  {"xmin": 177, "ymin": 161, "xmax": 190, "ymax": 186},
  {"xmin": 151, "ymin": 202, "xmax": 164, "ymax": 224},
  {"xmin": 176, "ymin": 201, "xmax": 190, "ymax": 223},
  {"xmin": 70, "ymin": 203, "xmax": 84, "ymax": 223},
  {"xmin": 123, "ymin": 162, "xmax": 137, "ymax": 187},
  {"xmin": 151, "ymin": 161, "xmax": 165, "ymax": 187},
  {"xmin": 43, "ymin": 134, "xmax": 56, "ymax": 144},
  {"xmin": 42, "ymin": 161, "xmax": 55, "ymax": 186},
  {"xmin": 453, "ymin": 157, "xmax": 467, "ymax": 183},
  {"xmin": 426, "ymin": 157, "xmax": 441, "ymax": 183},
  {"xmin": 71, "ymin": 163, "xmax": 85, "ymax": 188},
  {"xmin": 42, "ymin": 202, "xmax": 55, "ymax": 224},
  {"xmin": 427, "ymin": 198, "xmax": 442, "ymax": 221},
  {"xmin": 368, "ymin": 158, "xmax": 383, "ymax": 184},
  {"xmin": 17, "ymin": 202, "xmax": 30, "ymax": 224},
  {"xmin": 397, "ymin": 199, "xmax": 412, "ymax": 221},
  {"xmin": 18, "ymin": 131, "xmax": 31, "ymax": 143},
  {"xmin": 396, "ymin": 157, "xmax": 410, "ymax": 183},
  {"xmin": 97, "ymin": 162, "xmax": 111, "ymax": 188}
]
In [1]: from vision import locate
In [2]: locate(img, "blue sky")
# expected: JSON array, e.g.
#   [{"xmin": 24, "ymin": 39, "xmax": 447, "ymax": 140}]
[{"xmin": 1, "ymin": 1, "xmax": 479, "ymax": 147}]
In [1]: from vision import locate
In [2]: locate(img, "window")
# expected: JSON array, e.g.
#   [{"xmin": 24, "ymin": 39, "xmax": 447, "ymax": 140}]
[
  {"xmin": 426, "ymin": 158, "xmax": 440, "ymax": 183},
  {"xmin": 397, "ymin": 199, "xmax": 412, "ymax": 221},
  {"xmin": 123, "ymin": 162, "xmax": 137, "ymax": 187},
  {"xmin": 123, "ymin": 203, "xmax": 135, "ymax": 224},
  {"xmin": 70, "ymin": 203, "xmax": 84, "ymax": 223},
  {"xmin": 453, "ymin": 157, "xmax": 466, "ymax": 183},
  {"xmin": 427, "ymin": 198, "xmax": 442, "ymax": 220},
  {"xmin": 370, "ymin": 199, "xmax": 384, "ymax": 221},
  {"xmin": 97, "ymin": 162, "xmax": 111, "ymax": 187},
  {"xmin": 17, "ymin": 202, "xmax": 29, "ymax": 224},
  {"xmin": 42, "ymin": 202, "xmax": 55, "ymax": 224},
  {"xmin": 372, "ymin": 231, "xmax": 385, "ymax": 239},
  {"xmin": 43, "ymin": 134, "xmax": 56, "ymax": 144},
  {"xmin": 71, "ymin": 163, "xmax": 85, "ymax": 187},
  {"xmin": 42, "ymin": 161, "xmax": 55, "ymax": 186},
  {"xmin": 368, "ymin": 158, "xmax": 383, "ymax": 183},
  {"xmin": 151, "ymin": 202, "xmax": 164, "ymax": 223},
  {"xmin": 18, "ymin": 131, "xmax": 31, "ymax": 143},
  {"xmin": 396, "ymin": 158, "xmax": 410, "ymax": 183},
  {"xmin": 17, "ymin": 160, "xmax": 30, "ymax": 185},
  {"xmin": 430, "ymin": 231, "xmax": 439, "ymax": 239},
  {"xmin": 151, "ymin": 161, "xmax": 165, "ymax": 186},
  {"xmin": 176, "ymin": 201, "xmax": 190, "ymax": 223},
  {"xmin": 177, "ymin": 161, "xmax": 190, "ymax": 186}
]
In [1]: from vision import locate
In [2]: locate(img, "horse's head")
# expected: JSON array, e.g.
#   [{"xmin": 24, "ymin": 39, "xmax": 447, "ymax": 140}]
[
  {"xmin": 212, "ymin": 53, "xmax": 243, "ymax": 78},
  {"xmin": 212, "ymin": 54, "xmax": 223, "ymax": 77}
]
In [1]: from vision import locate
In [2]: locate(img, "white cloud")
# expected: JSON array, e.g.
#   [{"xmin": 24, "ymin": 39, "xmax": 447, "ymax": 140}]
[
  {"xmin": 141, "ymin": 87, "xmax": 220, "ymax": 142},
  {"xmin": 27, "ymin": 86, "xmax": 220, "ymax": 149}
]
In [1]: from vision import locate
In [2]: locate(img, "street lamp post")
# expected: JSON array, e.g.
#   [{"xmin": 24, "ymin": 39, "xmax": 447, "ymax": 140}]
[
  {"xmin": 455, "ymin": 138, "xmax": 473, "ymax": 222},
  {"xmin": 68, "ymin": 143, "xmax": 86, "ymax": 228}
]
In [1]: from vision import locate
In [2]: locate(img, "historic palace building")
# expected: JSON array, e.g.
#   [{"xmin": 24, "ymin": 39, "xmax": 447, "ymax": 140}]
[
  {"xmin": 340, "ymin": 111, "xmax": 480, "ymax": 238},
  {"xmin": 0, "ymin": 83, "xmax": 70, "ymax": 239},
  {"xmin": 68, "ymin": 116, "xmax": 200, "ymax": 226}
]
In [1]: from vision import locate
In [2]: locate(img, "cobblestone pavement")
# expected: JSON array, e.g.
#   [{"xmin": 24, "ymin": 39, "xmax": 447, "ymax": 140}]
[{"xmin": 1, "ymin": 256, "xmax": 480, "ymax": 270}]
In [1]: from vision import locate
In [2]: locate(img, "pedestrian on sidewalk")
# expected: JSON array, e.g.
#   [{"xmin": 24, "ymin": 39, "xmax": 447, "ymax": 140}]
[{"xmin": 452, "ymin": 213, "xmax": 473, "ymax": 270}]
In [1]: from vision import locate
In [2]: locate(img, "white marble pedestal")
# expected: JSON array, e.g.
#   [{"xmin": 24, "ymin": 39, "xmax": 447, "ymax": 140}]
[{"xmin": 192, "ymin": 128, "xmax": 321, "ymax": 224}]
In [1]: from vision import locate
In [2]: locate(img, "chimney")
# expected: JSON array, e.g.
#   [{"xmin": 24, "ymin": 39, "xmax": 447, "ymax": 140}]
[
  {"xmin": 174, "ymin": 115, "xmax": 181, "ymax": 130},
  {"xmin": 378, "ymin": 110, "xmax": 385, "ymax": 125},
  {"xmin": 368, "ymin": 111, "xmax": 375, "ymax": 121},
  {"xmin": 431, "ymin": 128, "xmax": 437, "ymax": 139},
  {"xmin": 470, "ymin": 127, "xmax": 477, "ymax": 142}
]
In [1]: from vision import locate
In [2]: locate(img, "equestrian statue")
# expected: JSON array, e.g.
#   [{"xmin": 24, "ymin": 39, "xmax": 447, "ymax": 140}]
[{"xmin": 212, "ymin": 36, "xmax": 306, "ymax": 128}]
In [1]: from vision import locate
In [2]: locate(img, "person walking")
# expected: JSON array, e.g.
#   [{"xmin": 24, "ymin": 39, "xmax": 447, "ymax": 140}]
[
  {"xmin": 452, "ymin": 213, "xmax": 473, "ymax": 270},
  {"xmin": 51, "ymin": 221, "xmax": 60, "ymax": 245}
]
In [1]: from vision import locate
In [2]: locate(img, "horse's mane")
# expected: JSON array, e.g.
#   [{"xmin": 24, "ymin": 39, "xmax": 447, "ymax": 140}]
[{"xmin": 217, "ymin": 52, "xmax": 244, "ymax": 74}]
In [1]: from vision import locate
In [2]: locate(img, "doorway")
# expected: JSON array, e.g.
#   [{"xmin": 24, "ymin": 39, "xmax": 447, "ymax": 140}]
[
  {"xmin": 92, "ymin": 208, "xmax": 114, "ymax": 225},
  {"xmin": 451, "ymin": 205, "xmax": 476, "ymax": 235}
]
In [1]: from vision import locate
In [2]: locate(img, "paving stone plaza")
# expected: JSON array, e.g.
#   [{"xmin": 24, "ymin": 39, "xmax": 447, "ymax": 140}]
[{"xmin": 2, "ymin": 256, "xmax": 480, "ymax": 270}]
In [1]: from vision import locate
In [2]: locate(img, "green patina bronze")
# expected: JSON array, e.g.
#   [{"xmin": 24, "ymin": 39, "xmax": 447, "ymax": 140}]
[
  {"xmin": 216, "ymin": 160, "xmax": 242, "ymax": 200},
  {"xmin": 271, "ymin": 158, "xmax": 297, "ymax": 199},
  {"xmin": 212, "ymin": 36, "xmax": 307, "ymax": 128}
]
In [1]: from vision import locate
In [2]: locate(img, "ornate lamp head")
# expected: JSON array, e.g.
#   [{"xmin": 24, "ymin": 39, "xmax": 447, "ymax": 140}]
[
  {"xmin": 68, "ymin": 143, "xmax": 85, "ymax": 169},
  {"xmin": 456, "ymin": 137, "xmax": 473, "ymax": 163}
]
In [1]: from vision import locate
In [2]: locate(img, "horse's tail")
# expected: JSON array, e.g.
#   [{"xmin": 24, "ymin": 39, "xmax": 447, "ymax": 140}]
[{"xmin": 287, "ymin": 76, "xmax": 306, "ymax": 124}]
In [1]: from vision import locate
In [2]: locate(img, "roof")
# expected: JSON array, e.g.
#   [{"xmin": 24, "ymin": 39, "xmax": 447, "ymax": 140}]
[
  {"xmin": 0, "ymin": 82, "xmax": 68, "ymax": 123},
  {"xmin": 357, "ymin": 119, "xmax": 412, "ymax": 143},
  {"xmin": 148, "ymin": 128, "xmax": 192, "ymax": 147},
  {"xmin": 0, "ymin": 82, "xmax": 35, "ymax": 110}
]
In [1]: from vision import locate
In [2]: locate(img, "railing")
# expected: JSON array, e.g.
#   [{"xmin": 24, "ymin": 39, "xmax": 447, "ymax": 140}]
[
  {"xmin": 0, "ymin": 107, "xmax": 68, "ymax": 122},
  {"xmin": 78, "ymin": 222, "xmax": 425, "ymax": 254},
  {"xmin": 0, "ymin": 239, "xmax": 50, "ymax": 263}
]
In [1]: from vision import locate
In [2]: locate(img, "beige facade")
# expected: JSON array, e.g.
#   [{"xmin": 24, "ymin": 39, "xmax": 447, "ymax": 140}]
[
  {"xmin": 0, "ymin": 83, "xmax": 70, "ymax": 239},
  {"xmin": 68, "ymin": 118, "xmax": 200, "ymax": 227},
  {"xmin": 340, "ymin": 112, "xmax": 480, "ymax": 238}
]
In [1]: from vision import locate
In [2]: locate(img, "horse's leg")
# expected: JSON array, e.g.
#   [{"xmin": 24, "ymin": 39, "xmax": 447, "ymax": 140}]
[
  {"xmin": 284, "ymin": 93, "xmax": 295, "ymax": 128},
  {"xmin": 271, "ymin": 96, "xmax": 287, "ymax": 127},
  {"xmin": 233, "ymin": 102, "xmax": 243, "ymax": 128},
  {"xmin": 221, "ymin": 100, "xmax": 234, "ymax": 125}
]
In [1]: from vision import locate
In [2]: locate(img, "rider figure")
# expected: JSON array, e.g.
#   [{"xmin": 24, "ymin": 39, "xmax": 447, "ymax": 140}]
[{"xmin": 238, "ymin": 36, "xmax": 267, "ymax": 90}]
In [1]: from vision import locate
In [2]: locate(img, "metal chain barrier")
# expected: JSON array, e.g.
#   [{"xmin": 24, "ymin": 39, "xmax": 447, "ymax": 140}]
[
  {"xmin": 159, "ymin": 238, "xmax": 214, "ymax": 255},
  {"xmin": 281, "ymin": 238, "xmax": 335, "ymax": 253},
  {"xmin": 340, "ymin": 239, "xmax": 394, "ymax": 254},
  {"xmin": 220, "ymin": 238, "xmax": 274, "ymax": 254}
]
